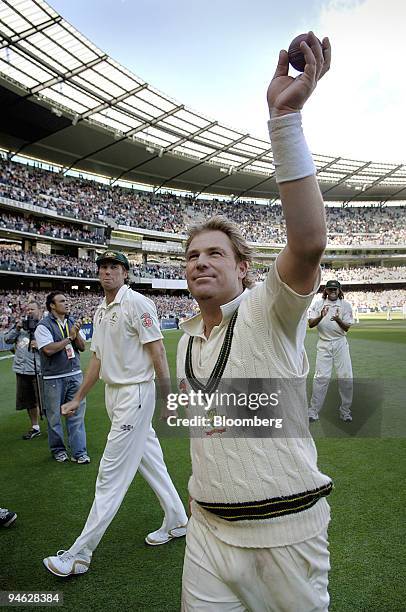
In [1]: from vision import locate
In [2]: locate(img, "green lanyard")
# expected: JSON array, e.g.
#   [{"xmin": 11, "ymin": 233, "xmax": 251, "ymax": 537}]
[{"xmin": 56, "ymin": 319, "xmax": 69, "ymax": 340}]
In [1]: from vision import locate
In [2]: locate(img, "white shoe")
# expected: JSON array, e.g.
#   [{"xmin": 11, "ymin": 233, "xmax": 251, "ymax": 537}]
[
  {"xmin": 43, "ymin": 550, "xmax": 90, "ymax": 577},
  {"xmin": 54, "ymin": 451, "xmax": 69, "ymax": 463},
  {"xmin": 71, "ymin": 454, "xmax": 91, "ymax": 464},
  {"xmin": 308, "ymin": 411, "xmax": 319, "ymax": 423},
  {"xmin": 145, "ymin": 524, "xmax": 187, "ymax": 546}
]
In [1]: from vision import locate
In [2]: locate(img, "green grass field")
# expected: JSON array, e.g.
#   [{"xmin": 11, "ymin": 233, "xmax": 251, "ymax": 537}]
[{"xmin": 0, "ymin": 320, "xmax": 405, "ymax": 611}]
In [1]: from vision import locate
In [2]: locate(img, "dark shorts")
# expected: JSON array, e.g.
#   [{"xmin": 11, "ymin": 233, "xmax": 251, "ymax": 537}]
[{"xmin": 16, "ymin": 374, "xmax": 39, "ymax": 411}]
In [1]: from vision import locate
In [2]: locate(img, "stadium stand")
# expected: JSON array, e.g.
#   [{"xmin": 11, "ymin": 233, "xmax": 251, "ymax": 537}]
[
  {"xmin": 0, "ymin": 209, "xmax": 105, "ymax": 244},
  {"xmin": 1, "ymin": 157, "xmax": 405, "ymax": 246},
  {"xmin": 0, "ymin": 289, "xmax": 198, "ymax": 331},
  {"xmin": 1, "ymin": 247, "xmax": 405, "ymax": 285}
]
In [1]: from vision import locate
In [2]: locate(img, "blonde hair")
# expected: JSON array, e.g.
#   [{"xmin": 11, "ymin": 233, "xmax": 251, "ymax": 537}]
[{"xmin": 185, "ymin": 215, "xmax": 254, "ymax": 289}]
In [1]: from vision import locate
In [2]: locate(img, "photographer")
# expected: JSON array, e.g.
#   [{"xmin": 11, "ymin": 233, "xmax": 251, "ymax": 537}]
[
  {"xmin": 35, "ymin": 292, "xmax": 89, "ymax": 464},
  {"xmin": 4, "ymin": 301, "xmax": 42, "ymax": 440}
]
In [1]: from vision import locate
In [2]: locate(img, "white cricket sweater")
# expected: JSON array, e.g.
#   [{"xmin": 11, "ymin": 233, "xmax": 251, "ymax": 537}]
[{"xmin": 178, "ymin": 261, "xmax": 331, "ymax": 548}]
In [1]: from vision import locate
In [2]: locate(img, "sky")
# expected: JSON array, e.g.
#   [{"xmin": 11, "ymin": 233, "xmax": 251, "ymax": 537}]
[{"xmin": 49, "ymin": 0, "xmax": 406, "ymax": 164}]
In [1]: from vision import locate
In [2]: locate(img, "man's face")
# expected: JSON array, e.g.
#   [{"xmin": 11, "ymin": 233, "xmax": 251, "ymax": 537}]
[
  {"xmin": 51, "ymin": 294, "xmax": 69, "ymax": 316},
  {"xmin": 98, "ymin": 262, "xmax": 127, "ymax": 292},
  {"xmin": 26, "ymin": 303, "xmax": 40, "ymax": 319},
  {"xmin": 325, "ymin": 288, "xmax": 339, "ymax": 301},
  {"xmin": 185, "ymin": 230, "xmax": 247, "ymax": 305}
]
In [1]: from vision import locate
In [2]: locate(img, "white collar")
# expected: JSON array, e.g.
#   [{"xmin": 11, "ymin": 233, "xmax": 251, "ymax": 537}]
[
  {"xmin": 100, "ymin": 284, "xmax": 129, "ymax": 310},
  {"xmin": 181, "ymin": 289, "xmax": 249, "ymax": 338}
]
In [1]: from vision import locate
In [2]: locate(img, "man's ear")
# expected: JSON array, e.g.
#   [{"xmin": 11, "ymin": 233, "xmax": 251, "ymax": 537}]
[{"xmin": 237, "ymin": 260, "xmax": 248, "ymax": 280}]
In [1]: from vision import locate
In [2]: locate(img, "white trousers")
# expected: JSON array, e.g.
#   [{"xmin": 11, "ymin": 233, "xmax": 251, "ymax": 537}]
[
  {"xmin": 310, "ymin": 338, "xmax": 353, "ymax": 418},
  {"xmin": 69, "ymin": 381, "xmax": 187, "ymax": 558},
  {"xmin": 182, "ymin": 515, "xmax": 330, "ymax": 612}
]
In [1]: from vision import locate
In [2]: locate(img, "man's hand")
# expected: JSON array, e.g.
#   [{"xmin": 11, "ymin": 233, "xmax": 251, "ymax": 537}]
[
  {"xmin": 69, "ymin": 321, "xmax": 81, "ymax": 341},
  {"xmin": 160, "ymin": 402, "xmax": 178, "ymax": 421},
  {"xmin": 320, "ymin": 306, "xmax": 329, "ymax": 318},
  {"xmin": 61, "ymin": 399, "xmax": 80, "ymax": 417},
  {"xmin": 267, "ymin": 32, "xmax": 331, "ymax": 116},
  {"xmin": 30, "ymin": 339, "xmax": 38, "ymax": 350}
]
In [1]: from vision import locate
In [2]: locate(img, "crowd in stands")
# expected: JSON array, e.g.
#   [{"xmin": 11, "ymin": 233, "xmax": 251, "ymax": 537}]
[
  {"xmin": 0, "ymin": 210, "xmax": 105, "ymax": 244},
  {"xmin": 132, "ymin": 262, "xmax": 185, "ymax": 280},
  {"xmin": 1, "ymin": 247, "xmax": 405, "ymax": 284},
  {"xmin": 0, "ymin": 159, "xmax": 185, "ymax": 233},
  {"xmin": 344, "ymin": 289, "xmax": 406, "ymax": 310},
  {"xmin": 149, "ymin": 294, "xmax": 198, "ymax": 319},
  {"xmin": 0, "ymin": 289, "xmax": 198, "ymax": 331},
  {"xmin": 1, "ymin": 158, "xmax": 405, "ymax": 245},
  {"xmin": 1, "ymin": 287, "xmax": 405, "ymax": 334},
  {"xmin": 321, "ymin": 266, "xmax": 406, "ymax": 283},
  {"xmin": 253, "ymin": 265, "xmax": 406, "ymax": 284},
  {"xmin": 0, "ymin": 250, "xmax": 96, "ymax": 277}
]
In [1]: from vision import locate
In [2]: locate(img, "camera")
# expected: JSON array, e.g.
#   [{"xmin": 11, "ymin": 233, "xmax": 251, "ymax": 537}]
[{"xmin": 22, "ymin": 316, "xmax": 39, "ymax": 332}]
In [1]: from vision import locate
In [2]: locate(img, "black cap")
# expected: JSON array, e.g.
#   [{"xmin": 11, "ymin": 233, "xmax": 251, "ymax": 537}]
[
  {"xmin": 96, "ymin": 251, "xmax": 130, "ymax": 270},
  {"xmin": 325, "ymin": 280, "xmax": 341, "ymax": 289}
]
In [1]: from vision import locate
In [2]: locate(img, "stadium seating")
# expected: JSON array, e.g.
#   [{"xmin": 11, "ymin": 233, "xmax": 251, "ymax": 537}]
[{"xmin": 1, "ymin": 158, "xmax": 405, "ymax": 246}]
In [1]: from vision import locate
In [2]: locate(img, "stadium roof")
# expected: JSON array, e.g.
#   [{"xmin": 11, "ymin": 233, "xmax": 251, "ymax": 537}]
[{"xmin": 0, "ymin": 0, "xmax": 405, "ymax": 202}]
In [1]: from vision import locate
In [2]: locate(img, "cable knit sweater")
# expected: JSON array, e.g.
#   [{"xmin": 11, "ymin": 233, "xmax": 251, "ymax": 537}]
[{"xmin": 177, "ymin": 261, "xmax": 331, "ymax": 547}]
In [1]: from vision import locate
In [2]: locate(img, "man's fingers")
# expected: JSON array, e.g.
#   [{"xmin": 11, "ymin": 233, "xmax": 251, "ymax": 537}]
[
  {"xmin": 300, "ymin": 40, "xmax": 317, "ymax": 78},
  {"xmin": 319, "ymin": 37, "xmax": 331, "ymax": 79},
  {"xmin": 272, "ymin": 50, "xmax": 289, "ymax": 79},
  {"xmin": 307, "ymin": 31, "xmax": 324, "ymax": 78}
]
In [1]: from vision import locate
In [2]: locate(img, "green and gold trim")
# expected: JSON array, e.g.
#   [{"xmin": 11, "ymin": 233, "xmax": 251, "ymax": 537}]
[
  {"xmin": 196, "ymin": 482, "xmax": 333, "ymax": 521},
  {"xmin": 185, "ymin": 308, "xmax": 239, "ymax": 395}
]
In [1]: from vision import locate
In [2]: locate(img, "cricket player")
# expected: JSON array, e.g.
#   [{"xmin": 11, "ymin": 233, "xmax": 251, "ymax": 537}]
[
  {"xmin": 353, "ymin": 303, "xmax": 360, "ymax": 324},
  {"xmin": 308, "ymin": 280, "xmax": 354, "ymax": 423},
  {"xmin": 43, "ymin": 251, "xmax": 187, "ymax": 577},
  {"xmin": 179, "ymin": 33, "xmax": 333, "ymax": 611}
]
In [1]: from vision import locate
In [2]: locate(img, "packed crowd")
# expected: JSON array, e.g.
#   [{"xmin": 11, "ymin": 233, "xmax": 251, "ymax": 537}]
[
  {"xmin": 1, "ymin": 158, "xmax": 405, "ymax": 245},
  {"xmin": 0, "ymin": 250, "xmax": 97, "ymax": 278},
  {"xmin": 0, "ymin": 210, "xmax": 105, "ymax": 244},
  {"xmin": 322, "ymin": 266, "xmax": 406, "ymax": 283},
  {"xmin": 132, "ymin": 262, "xmax": 185, "ymax": 280},
  {"xmin": 253, "ymin": 265, "xmax": 406, "ymax": 284},
  {"xmin": 1, "ymin": 247, "xmax": 405, "ymax": 284},
  {"xmin": 2, "ymin": 287, "xmax": 405, "ymax": 334},
  {"xmin": 0, "ymin": 159, "xmax": 185, "ymax": 233},
  {"xmin": 0, "ymin": 289, "xmax": 198, "ymax": 331},
  {"xmin": 344, "ymin": 289, "xmax": 406, "ymax": 310}
]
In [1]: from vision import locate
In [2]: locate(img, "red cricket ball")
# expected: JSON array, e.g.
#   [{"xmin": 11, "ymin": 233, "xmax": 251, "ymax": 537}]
[{"xmin": 288, "ymin": 33, "xmax": 322, "ymax": 72}]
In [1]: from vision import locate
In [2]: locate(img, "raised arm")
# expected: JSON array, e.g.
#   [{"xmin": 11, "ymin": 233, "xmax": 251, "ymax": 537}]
[{"xmin": 267, "ymin": 32, "xmax": 331, "ymax": 295}]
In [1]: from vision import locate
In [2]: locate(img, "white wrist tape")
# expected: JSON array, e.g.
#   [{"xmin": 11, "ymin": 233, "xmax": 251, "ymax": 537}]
[{"xmin": 268, "ymin": 112, "xmax": 316, "ymax": 184}]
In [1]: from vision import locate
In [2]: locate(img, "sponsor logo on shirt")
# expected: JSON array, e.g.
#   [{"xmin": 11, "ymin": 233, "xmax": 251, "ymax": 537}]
[
  {"xmin": 120, "ymin": 424, "xmax": 134, "ymax": 431},
  {"xmin": 141, "ymin": 312, "xmax": 153, "ymax": 328}
]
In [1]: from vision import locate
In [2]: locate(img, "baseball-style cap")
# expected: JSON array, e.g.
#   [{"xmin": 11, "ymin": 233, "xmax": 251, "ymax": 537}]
[
  {"xmin": 325, "ymin": 280, "xmax": 341, "ymax": 289},
  {"xmin": 96, "ymin": 251, "xmax": 130, "ymax": 270}
]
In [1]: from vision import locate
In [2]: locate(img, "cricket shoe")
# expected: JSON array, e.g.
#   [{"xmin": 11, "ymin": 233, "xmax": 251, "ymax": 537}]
[
  {"xmin": 22, "ymin": 428, "xmax": 41, "ymax": 440},
  {"xmin": 53, "ymin": 451, "xmax": 69, "ymax": 463},
  {"xmin": 71, "ymin": 454, "xmax": 91, "ymax": 464},
  {"xmin": 145, "ymin": 524, "xmax": 187, "ymax": 546},
  {"xmin": 43, "ymin": 550, "xmax": 90, "ymax": 577},
  {"xmin": 0, "ymin": 508, "xmax": 17, "ymax": 527},
  {"xmin": 308, "ymin": 411, "xmax": 319, "ymax": 423}
]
